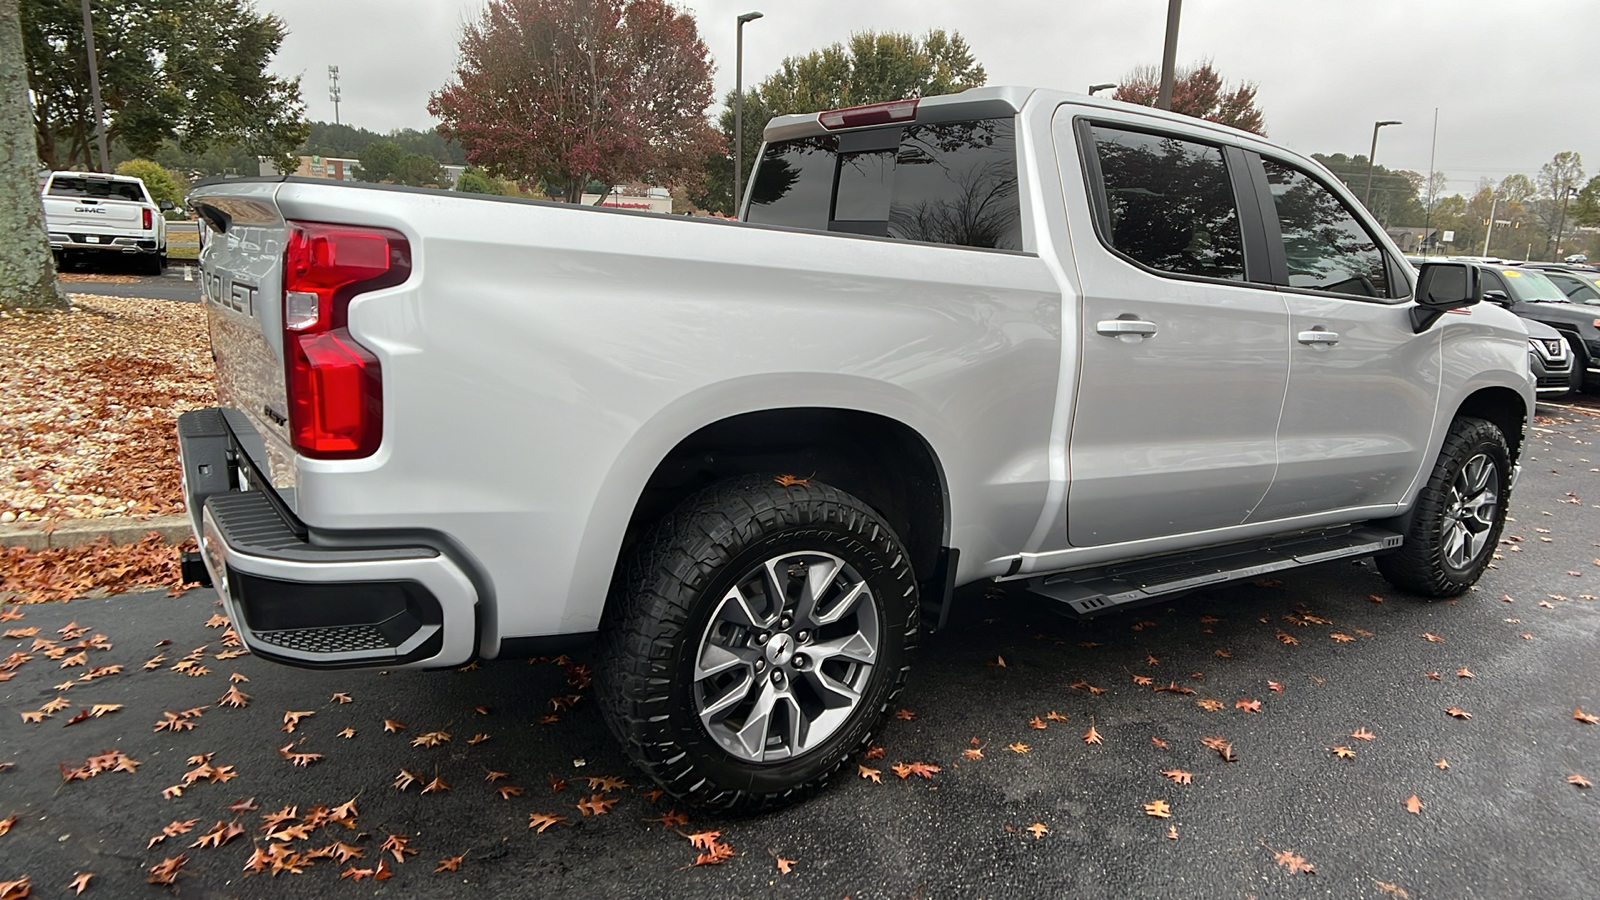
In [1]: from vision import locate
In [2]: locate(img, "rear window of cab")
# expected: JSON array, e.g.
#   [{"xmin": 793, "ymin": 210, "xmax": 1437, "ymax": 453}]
[{"xmin": 746, "ymin": 117, "xmax": 1023, "ymax": 251}]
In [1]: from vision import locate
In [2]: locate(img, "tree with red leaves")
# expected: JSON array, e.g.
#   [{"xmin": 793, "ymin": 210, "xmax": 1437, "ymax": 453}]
[
  {"xmin": 1111, "ymin": 59, "xmax": 1266, "ymax": 136},
  {"xmin": 429, "ymin": 0, "xmax": 720, "ymax": 202}
]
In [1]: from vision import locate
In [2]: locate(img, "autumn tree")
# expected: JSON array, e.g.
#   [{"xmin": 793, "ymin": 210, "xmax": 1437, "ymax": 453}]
[
  {"xmin": 0, "ymin": 0, "xmax": 66, "ymax": 311},
  {"xmin": 1112, "ymin": 60, "xmax": 1266, "ymax": 135},
  {"xmin": 430, "ymin": 0, "xmax": 720, "ymax": 203},
  {"xmin": 1313, "ymin": 152, "xmax": 1424, "ymax": 226},
  {"xmin": 1532, "ymin": 151, "xmax": 1585, "ymax": 258},
  {"xmin": 1573, "ymin": 175, "xmax": 1600, "ymax": 228},
  {"xmin": 696, "ymin": 29, "xmax": 987, "ymax": 215},
  {"xmin": 21, "ymin": 0, "xmax": 307, "ymax": 173}
]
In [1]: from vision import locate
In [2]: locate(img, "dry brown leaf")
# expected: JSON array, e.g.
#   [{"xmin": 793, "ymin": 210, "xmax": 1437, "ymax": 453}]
[
  {"xmin": 434, "ymin": 853, "xmax": 467, "ymax": 873},
  {"xmin": 146, "ymin": 854, "xmax": 186, "ymax": 885},
  {"xmin": 1568, "ymin": 774, "xmax": 1592, "ymax": 788},
  {"xmin": 280, "ymin": 710, "xmax": 314, "ymax": 733},
  {"xmin": 859, "ymin": 765, "xmax": 882, "ymax": 783},
  {"xmin": 1143, "ymin": 799, "xmax": 1171, "ymax": 818},
  {"xmin": 1352, "ymin": 727, "xmax": 1376, "ymax": 741},
  {"xmin": 1161, "ymin": 769, "xmax": 1193, "ymax": 784},
  {"xmin": 1272, "ymin": 847, "xmax": 1315, "ymax": 875},
  {"xmin": 1235, "ymin": 698, "xmax": 1261, "ymax": 713},
  {"xmin": 1007, "ymin": 742, "xmax": 1031, "ymax": 754},
  {"xmin": 528, "ymin": 813, "xmax": 567, "ymax": 833},
  {"xmin": 1330, "ymin": 746, "xmax": 1356, "ymax": 759},
  {"xmin": 1025, "ymin": 822, "xmax": 1048, "ymax": 839},
  {"xmin": 1575, "ymin": 707, "xmax": 1600, "ymax": 725},
  {"xmin": 1405, "ymin": 794, "xmax": 1423, "ymax": 814},
  {"xmin": 1445, "ymin": 707, "xmax": 1472, "ymax": 719},
  {"xmin": 67, "ymin": 872, "xmax": 92, "ymax": 895},
  {"xmin": 575, "ymin": 794, "xmax": 616, "ymax": 816}
]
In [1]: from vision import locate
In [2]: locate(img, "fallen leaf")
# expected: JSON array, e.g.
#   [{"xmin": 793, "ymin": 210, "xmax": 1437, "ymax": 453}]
[
  {"xmin": 217, "ymin": 686, "xmax": 249, "ymax": 708},
  {"xmin": 1374, "ymin": 880, "xmax": 1410, "ymax": 899},
  {"xmin": 1007, "ymin": 742, "xmax": 1031, "ymax": 754},
  {"xmin": 146, "ymin": 854, "xmax": 186, "ymax": 885},
  {"xmin": 987, "ymin": 655, "xmax": 1007, "ymax": 668},
  {"xmin": 1568, "ymin": 774, "xmax": 1592, "ymax": 788},
  {"xmin": 1330, "ymin": 633, "xmax": 1355, "ymax": 643},
  {"xmin": 380, "ymin": 833, "xmax": 416, "ymax": 864},
  {"xmin": 1196, "ymin": 698, "xmax": 1224, "ymax": 712},
  {"xmin": 1200, "ymin": 736, "xmax": 1237, "ymax": 762},
  {"xmin": 894, "ymin": 709, "xmax": 915, "ymax": 721},
  {"xmin": 1025, "ymin": 822, "xmax": 1048, "ymax": 839},
  {"xmin": 1330, "ymin": 746, "xmax": 1356, "ymax": 759},
  {"xmin": 1161, "ymin": 769, "xmax": 1193, "ymax": 784},
  {"xmin": 1435, "ymin": 759, "xmax": 1450, "ymax": 770},
  {"xmin": 330, "ymin": 692, "xmax": 352, "ymax": 704},
  {"xmin": 421, "ymin": 776, "xmax": 450, "ymax": 794},
  {"xmin": 1422, "ymin": 633, "xmax": 1445, "ymax": 643},
  {"xmin": 67, "ymin": 872, "xmax": 92, "ymax": 895},
  {"xmin": 1150, "ymin": 737, "xmax": 1169, "ymax": 749},
  {"xmin": 775, "ymin": 854, "xmax": 797, "ymax": 873},
  {"xmin": 0, "ymin": 815, "xmax": 14, "ymax": 836},
  {"xmin": 859, "ymin": 765, "xmax": 882, "ymax": 783},
  {"xmin": 1456, "ymin": 667, "xmax": 1474, "ymax": 679},
  {"xmin": 1267, "ymin": 681, "xmax": 1283, "ymax": 693},
  {"xmin": 1576, "ymin": 708, "xmax": 1600, "ymax": 725},
  {"xmin": 435, "ymin": 853, "xmax": 467, "ymax": 873},
  {"xmin": 1272, "ymin": 847, "xmax": 1315, "ymax": 875},
  {"xmin": 1046, "ymin": 711, "xmax": 1069, "ymax": 723},
  {"xmin": 575, "ymin": 794, "xmax": 616, "ymax": 816},
  {"xmin": 383, "ymin": 719, "xmax": 406, "ymax": 733},
  {"xmin": 1445, "ymin": 707, "xmax": 1472, "ymax": 719},
  {"xmin": 1235, "ymin": 699, "xmax": 1261, "ymax": 713},
  {"xmin": 528, "ymin": 813, "xmax": 568, "ymax": 833},
  {"xmin": 1132, "ymin": 674, "xmax": 1154, "ymax": 686},
  {"xmin": 1276, "ymin": 632, "xmax": 1299, "ymax": 645},
  {"xmin": 1405, "ymin": 794, "xmax": 1423, "ymax": 814},
  {"xmin": 393, "ymin": 769, "xmax": 419, "ymax": 791},
  {"xmin": 1352, "ymin": 727, "xmax": 1376, "ymax": 741},
  {"xmin": 281, "ymin": 710, "xmax": 314, "ymax": 733},
  {"xmin": 337, "ymin": 727, "xmax": 356, "ymax": 739},
  {"xmin": 1143, "ymin": 799, "xmax": 1171, "ymax": 818}
]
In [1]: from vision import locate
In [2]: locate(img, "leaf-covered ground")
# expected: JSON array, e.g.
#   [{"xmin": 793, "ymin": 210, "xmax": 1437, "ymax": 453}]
[
  {"xmin": 0, "ymin": 296, "xmax": 214, "ymax": 525},
  {"xmin": 0, "ymin": 397, "xmax": 1596, "ymax": 898}
]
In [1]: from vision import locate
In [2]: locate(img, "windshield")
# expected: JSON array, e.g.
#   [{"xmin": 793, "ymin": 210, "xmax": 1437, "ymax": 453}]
[
  {"xmin": 47, "ymin": 176, "xmax": 144, "ymax": 203},
  {"xmin": 1501, "ymin": 269, "xmax": 1570, "ymax": 303}
]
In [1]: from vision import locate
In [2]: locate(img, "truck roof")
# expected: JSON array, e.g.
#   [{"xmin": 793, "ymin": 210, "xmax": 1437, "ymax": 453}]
[{"xmin": 49, "ymin": 170, "xmax": 145, "ymax": 183}]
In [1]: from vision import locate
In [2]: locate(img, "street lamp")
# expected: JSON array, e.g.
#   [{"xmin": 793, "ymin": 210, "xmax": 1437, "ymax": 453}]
[
  {"xmin": 1088, "ymin": 83, "xmax": 1116, "ymax": 96},
  {"xmin": 1553, "ymin": 185, "xmax": 1579, "ymax": 261},
  {"xmin": 733, "ymin": 11, "xmax": 764, "ymax": 217},
  {"xmin": 1362, "ymin": 120, "xmax": 1402, "ymax": 209}
]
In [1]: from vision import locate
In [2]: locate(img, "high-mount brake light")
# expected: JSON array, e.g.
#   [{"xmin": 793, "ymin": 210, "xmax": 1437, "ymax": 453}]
[
  {"xmin": 281, "ymin": 221, "xmax": 411, "ymax": 460},
  {"xmin": 142, "ymin": 208, "xmax": 153, "ymax": 230},
  {"xmin": 818, "ymin": 98, "xmax": 919, "ymax": 131}
]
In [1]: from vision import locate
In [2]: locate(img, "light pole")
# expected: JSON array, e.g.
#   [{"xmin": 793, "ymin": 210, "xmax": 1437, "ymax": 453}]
[
  {"xmin": 1157, "ymin": 0, "xmax": 1182, "ymax": 110},
  {"xmin": 79, "ymin": 0, "xmax": 109, "ymax": 172},
  {"xmin": 1553, "ymin": 185, "xmax": 1578, "ymax": 261},
  {"xmin": 733, "ymin": 11, "xmax": 763, "ymax": 217},
  {"xmin": 1481, "ymin": 191, "xmax": 1500, "ymax": 257},
  {"xmin": 1088, "ymin": 83, "xmax": 1116, "ymax": 96},
  {"xmin": 1362, "ymin": 120, "xmax": 1401, "ymax": 210}
]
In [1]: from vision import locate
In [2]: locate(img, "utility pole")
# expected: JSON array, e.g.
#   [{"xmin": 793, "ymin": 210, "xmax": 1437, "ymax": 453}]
[
  {"xmin": 328, "ymin": 65, "xmax": 342, "ymax": 126},
  {"xmin": 1421, "ymin": 108, "xmax": 1438, "ymax": 255},
  {"xmin": 1156, "ymin": 0, "xmax": 1182, "ymax": 110},
  {"xmin": 1553, "ymin": 186, "xmax": 1576, "ymax": 261},
  {"xmin": 79, "ymin": 0, "xmax": 109, "ymax": 172},
  {"xmin": 1362, "ymin": 120, "xmax": 1401, "ymax": 210},
  {"xmin": 733, "ymin": 11, "xmax": 763, "ymax": 217},
  {"xmin": 1481, "ymin": 191, "xmax": 1499, "ymax": 257}
]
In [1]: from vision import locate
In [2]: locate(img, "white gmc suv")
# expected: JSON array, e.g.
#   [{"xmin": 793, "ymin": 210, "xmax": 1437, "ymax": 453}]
[{"xmin": 178, "ymin": 86, "xmax": 1535, "ymax": 809}]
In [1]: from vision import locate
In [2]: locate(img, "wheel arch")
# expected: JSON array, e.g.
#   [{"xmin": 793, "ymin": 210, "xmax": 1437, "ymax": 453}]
[
  {"xmin": 1454, "ymin": 385, "xmax": 1528, "ymax": 463},
  {"xmin": 620, "ymin": 407, "xmax": 951, "ymax": 587}
]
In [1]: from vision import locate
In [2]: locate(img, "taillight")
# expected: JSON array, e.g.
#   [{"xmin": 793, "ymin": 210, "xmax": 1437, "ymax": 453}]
[
  {"xmin": 143, "ymin": 208, "xmax": 153, "ymax": 229},
  {"xmin": 282, "ymin": 221, "xmax": 410, "ymax": 459},
  {"xmin": 818, "ymin": 98, "xmax": 918, "ymax": 131}
]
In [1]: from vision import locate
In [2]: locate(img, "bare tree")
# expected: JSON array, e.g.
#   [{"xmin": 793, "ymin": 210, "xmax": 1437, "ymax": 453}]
[{"xmin": 0, "ymin": 0, "xmax": 66, "ymax": 311}]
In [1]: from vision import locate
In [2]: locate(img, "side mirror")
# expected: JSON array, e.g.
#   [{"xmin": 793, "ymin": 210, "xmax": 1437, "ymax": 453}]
[
  {"xmin": 159, "ymin": 199, "xmax": 176, "ymax": 211},
  {"xmin": 1481, "ymin": 289, "xmax": 1511, "ymax": 306},
  {"xmin": 1411, "ymin": 262, "xmax": 1480, "ymax": 332}
]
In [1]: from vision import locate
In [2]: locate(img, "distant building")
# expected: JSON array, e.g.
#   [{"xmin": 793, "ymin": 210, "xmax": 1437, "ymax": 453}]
[
  {"xmin": 1386, "ymin": 226, "xmax": 1439, "ymax": 254},
  {"xmin": 259, "ymin": 155, "xmax": 361, "ymax": 180},
  {"xmin": 441, "ymin": 165, "xmax": 466, "ymax": 190},
  {"xmin": 580, "ymin": 184, "xmax": 674, "ymax": 214}
]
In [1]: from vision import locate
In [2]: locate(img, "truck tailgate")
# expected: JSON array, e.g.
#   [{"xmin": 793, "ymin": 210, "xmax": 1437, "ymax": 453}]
[
  {"xmin": 44, "ymin": 196, "xmax": 144, "ymax": 232},
  {"xmin": 190, "ymin": 183, "xmax": 298, "ymax": 500}
]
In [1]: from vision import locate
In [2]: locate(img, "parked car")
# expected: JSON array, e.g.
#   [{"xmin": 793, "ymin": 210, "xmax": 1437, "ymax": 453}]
[
  {"xmin": 179, "ymin": 86, "xmax": 1535, "ymax": 810},
  {"xmin": 1478, "ymin": 266, "xmax": 1600, "ymax": 393},
  {"xmin": 1539, "ymin": 267, "xmax": 1600, "ymax": 305},
  {"xmin": 42, "ymin": 170, "xmax": 170, "ymax": 274}
]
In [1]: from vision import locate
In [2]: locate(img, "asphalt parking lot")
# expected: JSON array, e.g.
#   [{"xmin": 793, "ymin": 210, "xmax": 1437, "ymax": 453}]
[
  {"xmin": 58, "ymin": 269, "xmax": 202, "ymax": 303},
  {"xmin": 3, "ymin": 398, "xmax": 1598, "ymax": 899}
]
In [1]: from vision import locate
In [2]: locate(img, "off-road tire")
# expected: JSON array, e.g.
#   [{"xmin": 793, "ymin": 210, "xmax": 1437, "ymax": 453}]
[
  {"xmin": 1377, "ymin": 416, "xmax": 1511, "ymax": 598},
  {"xmin": 595, "ymin": 475, "xmax": 918, "ymax": 811}
]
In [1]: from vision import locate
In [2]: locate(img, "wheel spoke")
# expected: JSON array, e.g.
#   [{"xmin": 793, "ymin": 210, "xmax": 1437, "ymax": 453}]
[
  {"xmin": 1442, "ymin": 521, "xmax": 1468, "ymax": 568},
  {"xmin": 694, "ymin": 641, "xmax": 751, "ymax": 682},
  {"xmin": 730, "ymin": 681, "xmax": 779, "ymax": 759},
  {"xmin": 712, "ymin": 584, "xmax": 774, "ymax": 632},
  {"xmin": 697, "ymin": 666, "xmax": 756, "ymax": 722},
  {"xmin": 812, "ymin": 579, "xmax": 867, "ymax": 627},
  {"xmin": 808, "ymin": 630, "xmax": 877, "ymax": 667},
  {"xmin": 797, "ymin": 666, "xmax": 861, "ymax": 710}
]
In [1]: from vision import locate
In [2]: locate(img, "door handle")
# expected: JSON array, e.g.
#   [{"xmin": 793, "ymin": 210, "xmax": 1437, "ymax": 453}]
[
  {"xmin": 1297, "ymin": 329, "xmax": 1340, "ymax": 346},
  {"xmin": 1097, "ymin": 319, "xmax": 1158, "ymax": 338}
]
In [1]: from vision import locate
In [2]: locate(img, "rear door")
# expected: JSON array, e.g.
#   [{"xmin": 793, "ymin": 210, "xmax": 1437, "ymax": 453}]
[
  {"xmin": 1244, "ymin": 155, "xmax": 1439, "ymax": 521},
  {"xmin": 1061, "ymin": 115, "xmax": 1289, "ymax": 547}
]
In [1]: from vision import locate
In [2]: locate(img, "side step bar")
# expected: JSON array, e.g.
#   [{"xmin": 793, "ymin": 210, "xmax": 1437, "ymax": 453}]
[{"xmin": 1026, "ymin": 526, "xmax": 1403, "ymax": 618}]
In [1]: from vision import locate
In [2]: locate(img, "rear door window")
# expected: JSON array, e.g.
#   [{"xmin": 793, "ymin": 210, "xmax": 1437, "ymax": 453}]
[
  {"xmin": 746, "ymin": 117, "xmax": 1021, "ymax": 251},
  {"xmin": 1261, "ymin": 159, "xmax": 1391, "ymax": 298},
  {"xmin": 1085, "ymin": 125, "xmax": 1246, "ymax": 281}
]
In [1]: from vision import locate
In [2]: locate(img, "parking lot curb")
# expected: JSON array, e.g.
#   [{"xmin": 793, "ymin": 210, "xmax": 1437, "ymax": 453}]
[{"xmin": 0, "ymin": 514, "xmax": 190, "ymax": 551}]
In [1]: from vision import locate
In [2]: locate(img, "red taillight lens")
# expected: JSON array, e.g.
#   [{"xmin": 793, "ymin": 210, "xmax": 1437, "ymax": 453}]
[
  {"xmin": 143, "ymin": 208, "xmax": 153, "ymax": 229},
  {"xmin": 818, "ymin": 98, "xmax": 919, "ymax": 130},
  {"xmin": 282, "ymin": 221, "xmax": 411, "ymax": 459}
]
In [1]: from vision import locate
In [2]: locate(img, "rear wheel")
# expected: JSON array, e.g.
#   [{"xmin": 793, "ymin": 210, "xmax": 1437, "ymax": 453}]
[
  {"xmin": 1377, "ymin": 416, "xmax": 1511, "ymax": 598},
  {"xmin": 596, "ymin": 475, "xmax": 917, "ymax": 811}
]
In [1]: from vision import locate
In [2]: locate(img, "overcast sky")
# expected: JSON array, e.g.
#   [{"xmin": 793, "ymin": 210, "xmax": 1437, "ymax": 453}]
[{"xmin": 262, "ymin": 0, "xmax": 1599, "ymax": 194}]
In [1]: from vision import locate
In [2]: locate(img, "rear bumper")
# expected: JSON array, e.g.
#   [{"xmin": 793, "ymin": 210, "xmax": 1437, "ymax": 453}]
[
  {"xmin": 49, "ymin": 233, "xmax": 159, "ymax": 254},
  {"xmin": 177, "ymin": 408, "xmax": 478, "ymax": 669}
]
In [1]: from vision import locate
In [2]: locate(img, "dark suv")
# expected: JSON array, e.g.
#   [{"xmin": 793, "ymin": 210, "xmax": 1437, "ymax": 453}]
[{"xmin": 1478, "ymin": 266, "xmax": 1599, "ymax": 393}]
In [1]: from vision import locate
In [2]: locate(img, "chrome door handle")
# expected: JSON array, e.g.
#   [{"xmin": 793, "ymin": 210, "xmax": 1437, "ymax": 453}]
[
  {"xmin": 1297, "ymin": 329, "xmax": 1340, "ymax": 346},
  {"xmin": 1097, "ymin": 319, "xmax": 1158, "ymax": 337}
]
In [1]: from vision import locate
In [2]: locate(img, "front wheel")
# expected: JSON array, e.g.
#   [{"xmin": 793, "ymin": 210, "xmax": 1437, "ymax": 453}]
[
  {"xmin": 1377, "ymin": 416, "xmax": 1511, "ymax": 598},
  {"xmin": 596, "ymin": 475, "xmax": 917, "ymax": 811}
]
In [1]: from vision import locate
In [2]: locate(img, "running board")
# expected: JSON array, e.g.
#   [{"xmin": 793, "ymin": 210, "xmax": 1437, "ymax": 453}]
[{"xmin": 1026, "ymin": 526, "xmax": 1403, "ymax": 618}]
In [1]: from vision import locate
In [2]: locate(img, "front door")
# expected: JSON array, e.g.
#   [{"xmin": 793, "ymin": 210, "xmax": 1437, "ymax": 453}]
[
  {"xmin": 1061, "ymin": 117, "xmax": 1289, "ymax": 547},
  {"xmin": 1246, "ymin": 156, "xmax": 1440, "ymax": 521}
]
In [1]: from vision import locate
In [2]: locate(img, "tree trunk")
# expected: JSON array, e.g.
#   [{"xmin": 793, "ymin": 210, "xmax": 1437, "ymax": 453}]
[{"xmin": 0, "ymin": 0, "xmax": 67, "ymax": 311}]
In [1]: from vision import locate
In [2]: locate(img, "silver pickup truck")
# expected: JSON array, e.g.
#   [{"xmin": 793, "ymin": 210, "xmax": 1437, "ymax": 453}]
[{"xmin": 179, "ymin": 86, "xmax": 1535, "ymax": 810}]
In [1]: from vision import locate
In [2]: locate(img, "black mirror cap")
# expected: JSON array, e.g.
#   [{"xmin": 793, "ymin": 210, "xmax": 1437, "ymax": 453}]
[
  {"xmin": 1411, "ymin": 262, "xmax": 1481, "ymax": 332},
  {"xmin": 1481, "ymin": 289, "xmax": 1511, "ymax": 305},
  {"xmin": 159, "ymin": 199, "xmax": 176, "ymax": 210}
]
